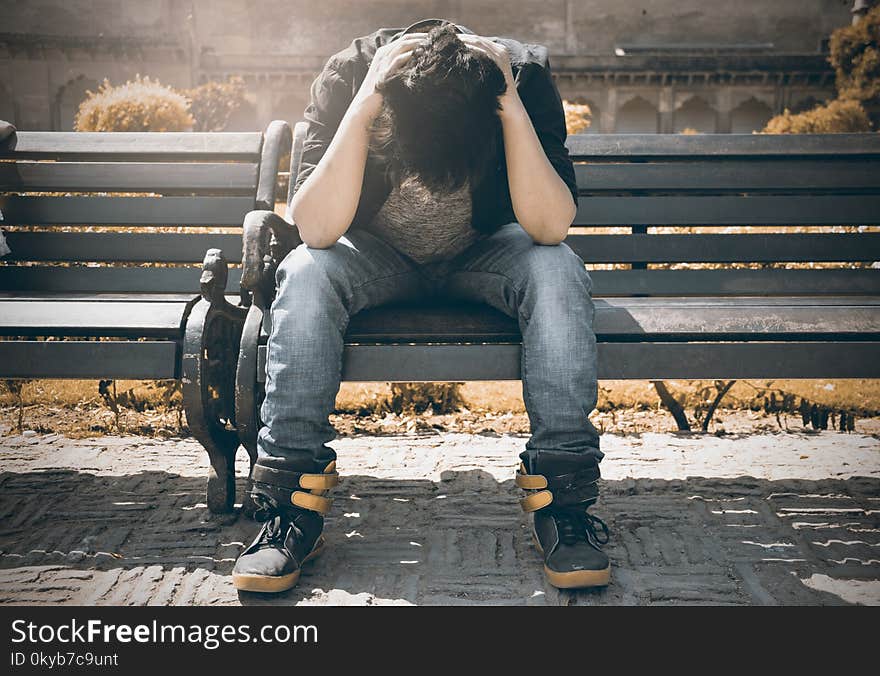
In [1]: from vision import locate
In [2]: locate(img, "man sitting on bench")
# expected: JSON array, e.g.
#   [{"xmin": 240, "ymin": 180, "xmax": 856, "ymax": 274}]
[{"xmin": 232, "ymin": 18, "xmax": 609, "ymax": 593}]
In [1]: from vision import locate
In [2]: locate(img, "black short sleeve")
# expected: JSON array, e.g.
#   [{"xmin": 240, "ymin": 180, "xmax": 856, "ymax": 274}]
[
  {"xmin": 292, "ymin": 57, "xmax": 354, "ymax": 196},
  {"xmin": 515, "ymin": 58, "xmax": 579, "ymax": 210}
]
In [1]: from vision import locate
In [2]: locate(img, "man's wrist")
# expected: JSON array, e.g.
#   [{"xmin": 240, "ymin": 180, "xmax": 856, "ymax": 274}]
[
  {"xmin": 347, "ymin": 94, "xmax": 382, "ymax": 130},
  {"xmin": 498, "ymin": 91, "xmax": 526, "ymax": 123}
]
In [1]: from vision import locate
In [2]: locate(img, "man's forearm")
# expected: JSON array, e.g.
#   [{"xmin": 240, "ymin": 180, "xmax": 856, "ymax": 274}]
[
  {"xmin": 499, "ymin": 94, "xmax": 577, "ymax": 245},
  {"xmin": 289, "ymin": 102, "xmax": 375, "ymax": 248}
]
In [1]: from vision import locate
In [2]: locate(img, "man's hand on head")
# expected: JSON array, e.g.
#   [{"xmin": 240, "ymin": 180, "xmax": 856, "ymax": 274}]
[
  {"xmin": 352, "ymin": 32, "xmax": 429, "ymax": 122},
  {"xmin": 459, "ymin": 34, "xmax": 517, "ymax": 97}
]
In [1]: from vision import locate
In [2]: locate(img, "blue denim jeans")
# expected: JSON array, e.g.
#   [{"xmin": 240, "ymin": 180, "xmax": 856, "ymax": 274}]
[{"xmin": 258, "ymin": 222, "xmax": 603, "ymax": 473}]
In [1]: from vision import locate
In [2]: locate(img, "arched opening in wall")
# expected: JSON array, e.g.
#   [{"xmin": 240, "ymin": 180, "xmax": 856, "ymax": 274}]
[
  {"xmin": 54, "ymin": 76, "xmax": 99, "ymax": 131},
  {"xmin": 730, "ymin": 97, "xmax": 773, "ymax": 133},
  {"xmin": 674, "ymin": 96, "xmax": 717, "ymax": 133},
  {"xmin": 616, "ymin": 96, "xmax": 658, "ymax": 133},
  {"xmin": 0, "ymin": 82, "xmax": 15, "ymax": 126}
]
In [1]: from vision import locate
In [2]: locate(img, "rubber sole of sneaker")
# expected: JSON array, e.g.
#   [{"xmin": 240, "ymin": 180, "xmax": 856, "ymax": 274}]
[
  {"xmin": 533, "ymin": 530, "xmax": 611, "ymax": 589},
  {"xmin": 232, "ymin": 538, "xmax": 325, "ymax": 594}
]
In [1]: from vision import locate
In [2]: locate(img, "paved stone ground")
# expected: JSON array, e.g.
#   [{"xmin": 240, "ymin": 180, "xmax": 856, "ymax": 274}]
[{"xmin": 0, "ymin": 428, "xmax": 878, "ymax": 605}]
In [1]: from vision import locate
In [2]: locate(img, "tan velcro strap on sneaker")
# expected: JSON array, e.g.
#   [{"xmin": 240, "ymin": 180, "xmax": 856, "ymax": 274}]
[
  {"xmin": 291, "ymin": 491, "xmax": 333, "ymax": 514},
  {"xmin": 306, "ymin": 460, "xmax": 339, "ymax": 496},
  {"xmin": 299, "ymin": 472, "xmax": 339, "ymax": 491},
  {"xmin": 520, "ymin": 490, "xmax": 553, "ymax": 513},
  {"xmin": 515, "ymin": 472, "xmax": 548, "ymax": 490}
]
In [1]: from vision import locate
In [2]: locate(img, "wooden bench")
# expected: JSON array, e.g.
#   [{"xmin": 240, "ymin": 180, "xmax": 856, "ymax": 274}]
[
  {"xmin": 0, "ymin": 122, "xmax": 291, "ymax": 512},
  {"xmin": 3, "ymin": 123, "xmax": 878, "ymax": 515},
  {"xmin": 227, "ymin": 124, "xmax": 880, "ymax": 510}
]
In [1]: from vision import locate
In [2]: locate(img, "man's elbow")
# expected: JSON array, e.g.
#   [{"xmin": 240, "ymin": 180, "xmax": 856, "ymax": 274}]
[
  {"xmin": 534, "ymin": 199, "xmax": 576, "ymax": 245},
  {"xmin": 289, "ymin": 203, "xmax": 337, "ymax": 249},
  {"xmin": 297, "ymin": 225, "xmax": 339, "ymax": 249},
  {"xmin": 532, "ymin": 231, "xmax": 567, "ymax": 246}
]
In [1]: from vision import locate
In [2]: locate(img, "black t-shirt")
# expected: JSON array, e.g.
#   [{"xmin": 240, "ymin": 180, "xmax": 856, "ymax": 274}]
[{"xmin": 292, "ymin": 18, "xmax": 579, "ymax": 237}]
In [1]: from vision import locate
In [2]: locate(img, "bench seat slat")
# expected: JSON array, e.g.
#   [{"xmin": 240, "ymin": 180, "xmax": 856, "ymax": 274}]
[
  {"xmin": 0, "ymin": 292, "xmax": 224, "ymax": 302},
  {"xmin": 0, "ymin": 162, "xmax": 259, "ymax": 193},
  {"xmin": 573, "ymin": 195, "xmax": 880, "ymax": 226},
  {"xmin": 0, "ymin": 300, "xmax": 192, "ymax": 337},
  {"xmin": 0, "ymin": 196, "xmax": 254, "ymax": 226},
  {"xmin": 0, "ymin": 132, "xmax": 263, "ymax": 160},
  {"xmin": 2, "ymin": 266, "xmax": 878, "ymax": 296},
  {"xmin": 0, "ymin": 340, "xmax": 179, "ymax": 379},
  {"xmin": 341, "ymin": 298, "xmax": 880, "ymax": 343}
]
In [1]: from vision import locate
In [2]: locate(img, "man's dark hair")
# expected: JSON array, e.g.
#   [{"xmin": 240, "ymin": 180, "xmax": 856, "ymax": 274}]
[{"xmin": 370, "ymin": 24, "xmax": 508, "ymax": 193}]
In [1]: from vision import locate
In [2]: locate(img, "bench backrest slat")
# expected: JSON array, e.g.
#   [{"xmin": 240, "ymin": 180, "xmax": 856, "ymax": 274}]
[
  {"xmin": 0, "ymin": 266, "xmax": 224, "ymax": 294},
  {"xmin": 0, "ymin": 131, "xmax": 263, "ymax": 160},
  {"xmin": 566, "ymin": 133, "xmax": 880, "ymax": 158},
  {"xmin": 590, "ymin": 269, "xmax": 880, "ymax": 296},
  {"xmin": 7, "ymin": 231, "xmax": 877, "ymax": 266},
  {"xmin": 571, "ymin": 194, "xmax": 880, "ymax": 227},
  {"xmin": 3, "ymin": 232, "xmax": 243, "ymax": 263},
  {"xmin": 0, "ymin": 162, "xmax": 259, "ymax": 193},
  {"xmin": 3, "ymin": 266, "xmax": 876, "ymax": 297},
  {"xmin": 573, "ymin": 160, "xmax": 880, "ymax": 192},
  {"xmin": 565, "ymin": 233, "xmax": 880, "ymax": 264},
  {"xmin": 0, "ymin": 195, "xmax": 255, "ymax": 226}
]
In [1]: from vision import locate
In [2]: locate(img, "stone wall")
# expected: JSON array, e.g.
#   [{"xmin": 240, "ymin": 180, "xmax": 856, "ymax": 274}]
[{"xmin": 0, "ymin": 1, "xmax": 859, "ymax": 132}]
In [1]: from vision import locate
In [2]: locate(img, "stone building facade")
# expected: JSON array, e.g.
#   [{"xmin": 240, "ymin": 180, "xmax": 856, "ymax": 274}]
[{"xmin": 0, "ymin": 1, "xmax": 868, "ymax": 133}]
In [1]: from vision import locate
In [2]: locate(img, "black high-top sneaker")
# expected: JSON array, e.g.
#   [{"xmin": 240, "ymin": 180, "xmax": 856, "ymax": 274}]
[
  {"xmin": 232, "ymin": 458, "xmax": 339, "ymax": 593},
  {"xmin": 516, "ymin": 457, "xmax": 610, "ymax": 589}
]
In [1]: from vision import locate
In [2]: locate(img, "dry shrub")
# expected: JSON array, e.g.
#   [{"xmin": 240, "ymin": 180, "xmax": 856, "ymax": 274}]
[
  {"xmin": 762, "ymin": 98, "xmax": 872, "ymax": 134},
  {"xmin": 389, "ymin": 383, "xmax": 465, "ymax": 414},
  {"xmin": 830, "ymin": 5, "xmax": 880, "ymax": 106},
  {"xmin": 74, "ymin": 76, "xmax": 194, "ymax": 132},
  {"xmin": 184, "ymin": 76, "xmax": 248, "ymax": 132},
  {"xmin": 563, "ymin": 100, "xmax": 592, "ymax": 134},
  {"xmin": 763, "ymin": 8, "xmax": 879, "ymax": 134}
]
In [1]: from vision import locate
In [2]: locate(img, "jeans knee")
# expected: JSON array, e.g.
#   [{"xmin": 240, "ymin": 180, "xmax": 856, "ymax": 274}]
[
  {"xmin": 276, "ymin": 242, "xmax": 346, "ymax": 292},
  {"xmin": 523, "ymin": 243, "xmax": 592, "ymax": 296}
]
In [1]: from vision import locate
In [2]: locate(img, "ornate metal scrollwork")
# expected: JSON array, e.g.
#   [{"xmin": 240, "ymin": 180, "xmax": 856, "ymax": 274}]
[{"xmin": 182, "ymin": 248, "xmax": 248, "ymax": 514}]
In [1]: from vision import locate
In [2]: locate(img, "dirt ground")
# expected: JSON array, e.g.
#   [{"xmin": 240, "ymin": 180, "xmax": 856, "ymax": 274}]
[{"xmin": 2, "ymin": 379, "xmax": 880, "ymax": 440}]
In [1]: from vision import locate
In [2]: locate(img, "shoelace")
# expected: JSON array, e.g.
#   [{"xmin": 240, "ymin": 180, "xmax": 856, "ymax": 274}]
[
  {"xmin": 555, "ymin": 508, "xmax": 610, "ymax": 548},
  {"xmin": 252, "ymin": 495, "xmax": 302, "ymax": 550}
]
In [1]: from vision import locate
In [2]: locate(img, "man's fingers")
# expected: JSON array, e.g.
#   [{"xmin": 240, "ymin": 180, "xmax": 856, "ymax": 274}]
[
  {"xmin": 466, "ymin": 45, "xmax": 492, "ymax": 59},
  {"xmin": 388, "ymin": 50, "xmax": 416, "ymax": 72},
  {"xmin": 465, "ymin": 44, "xmax": 496, "ymax": 61},
  {"xmin": 393, "ymin": 33, "xmax": 429, "ymax": 48},
  {"xmin": 460, "ymin": 36, "xmax": 504, "ymax": 60},
  {"xmin": 380, "ymin": 34, "xmax": 426, "ymax": 59},
  {"xmin": 386, "ymin": 35, "xmax": 427, "ymax": 62}
]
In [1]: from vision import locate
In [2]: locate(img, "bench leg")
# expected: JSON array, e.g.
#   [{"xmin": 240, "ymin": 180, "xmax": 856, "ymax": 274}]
[
  {"xmin": 235, "ymin": 303, "xmax": 264, "ymax": 518},
  {"xmin": 182, "ymin": 250, "xmax": 248, "ymax": 513}
]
